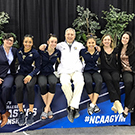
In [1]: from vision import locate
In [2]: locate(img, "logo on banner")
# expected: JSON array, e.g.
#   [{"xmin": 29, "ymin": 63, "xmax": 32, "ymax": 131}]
[
  {"xmin": 6, "ymin": 103, "xmax": 37, "ymax": 125},
  {"xmin": 84, "ymin": 114, "xmax": 126, "ymax": 125}
]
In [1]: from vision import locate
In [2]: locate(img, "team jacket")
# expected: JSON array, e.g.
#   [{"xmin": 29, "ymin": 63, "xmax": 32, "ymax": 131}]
[
  {"xmin": 38, "ymin": 45, "xmax": 61, "ymax": 76},
  {"xmin": 56, "ymin": 41, "xmax": 84, "ymax": 74},
  {"xmin": 79, "ymin": 47, "xmax": 100, "ymax": 73},
  {"xmin": 0, "ymin": 45, "xmax": 17, "ymax": 79},
  {"xmin": 16, "ymin": 47, "xmax": 40, "ymax": 77}
]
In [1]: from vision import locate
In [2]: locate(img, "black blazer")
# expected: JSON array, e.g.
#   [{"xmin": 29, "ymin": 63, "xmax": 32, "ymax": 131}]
[
  {"xmin": 128, "ymin": 51, "xmax": 135, "ymax": 73},
  {"xmin": 0, "ymin": 45, "xmax": 17, "ymax": 79}
]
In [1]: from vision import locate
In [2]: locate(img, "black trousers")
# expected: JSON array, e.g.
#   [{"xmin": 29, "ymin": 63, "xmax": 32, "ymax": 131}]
[
  {"xmin": 122, "ymin": 71, "xmax": 135, "ymax": 109},
  {"xmin": 0, "ymin": 74, "xmax": 14, "ymax": 114},
  {"xmin": 101, "ymin": 71, "xmax": 121, "ymax": 102},
  {"xmin": 38, "ymin": 74, "xmax": 58, "ymax": 95},
  {"xmin": 15, "ymin": 75, "xmax": 37, "ymax": 104},
  {"xmin": 83, "ymin": 72, "xmax": 102, "ymax": 95}
]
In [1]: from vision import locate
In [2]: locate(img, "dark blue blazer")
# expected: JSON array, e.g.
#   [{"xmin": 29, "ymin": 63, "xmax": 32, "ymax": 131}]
[{"xmin": 0, "ymin": 45, "xmax": 17, "ymax": 79}]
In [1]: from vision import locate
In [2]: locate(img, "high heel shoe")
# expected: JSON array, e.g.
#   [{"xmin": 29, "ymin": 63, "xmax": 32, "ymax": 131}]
[
  {"xmin": 114, "ymin": 100, "xmax": 123, "ymax": 114},
  {"xmin": 122, "ymin": 112, "xmax": 128, "ymax": 118},
  {"xmin": 111, "ymin": 106, "xmax": 117, "ymax": 113},
  {"xmin": 1, "ymin": 111, "xmax": 10, "ymax": 128}
]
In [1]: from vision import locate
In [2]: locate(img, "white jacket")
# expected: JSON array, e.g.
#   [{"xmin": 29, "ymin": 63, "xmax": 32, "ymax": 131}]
[{"xmin": 56, "ymin": 41, "xmax": 84, "ymax": 74}]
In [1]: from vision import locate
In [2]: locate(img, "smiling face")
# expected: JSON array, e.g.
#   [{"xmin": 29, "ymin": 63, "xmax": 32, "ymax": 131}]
[
  {"xmin": 23, "ymin": 37, "xmax": 33, "ymax": 52},
  {"xmin": 47, "ymin": 36, "xmax": 57, "ymax": 49},
  {"xmin": 3, "ymin": 37, "xmax": 14, "ymax": 48},
  {"xmin": 86, "ymin": 38, "xmax": 96, "ymax": 50},
  {"xmin": 65, "ymin": 29, "xmax": 75, "ymax": 44},
  {"xmin": 121, "ymin": 33, "xmax": 130, "ymax": 46},
  {"xmin": 102, "ymin": 35, "xmax": 112, "ymax": 47}
]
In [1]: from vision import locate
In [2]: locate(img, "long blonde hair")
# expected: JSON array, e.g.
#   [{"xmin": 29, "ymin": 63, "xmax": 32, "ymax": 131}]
[{"xmin": 100, "ymin": 34, "xmax": 115, "ymax": 49}]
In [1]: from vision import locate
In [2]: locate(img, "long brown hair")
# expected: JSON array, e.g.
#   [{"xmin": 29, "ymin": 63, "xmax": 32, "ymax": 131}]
[{"xmin": 120, "ymin": 31, "xmax": 135, "ymax": 56}]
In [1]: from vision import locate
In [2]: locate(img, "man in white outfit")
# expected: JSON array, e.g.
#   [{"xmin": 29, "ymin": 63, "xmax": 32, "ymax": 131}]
[
  {"xmin": 56, "ymin": 28, "xmax": 84, "ymax": 123},
  {"xmin": 39, "ymin": 28, "xmax": 84, "ymax": 123}
]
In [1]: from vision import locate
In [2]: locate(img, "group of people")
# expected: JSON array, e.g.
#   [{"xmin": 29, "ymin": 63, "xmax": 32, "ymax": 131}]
[
  {"xmin": 0, "ymin": 28, "xmax": 135, "ymax": 128},
  {"xmin": 0, "ymin": 33, "xmax": 41, "ymax": 127},
  {"xmin": 39, "ymin": 28, "xmax": 135, "ymax": 123}
]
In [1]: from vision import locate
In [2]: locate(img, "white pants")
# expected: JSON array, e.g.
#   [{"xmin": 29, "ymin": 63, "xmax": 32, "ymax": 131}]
[{"xmin": 60, "ymin": 72, "xmax": 84, "ymax": 109}]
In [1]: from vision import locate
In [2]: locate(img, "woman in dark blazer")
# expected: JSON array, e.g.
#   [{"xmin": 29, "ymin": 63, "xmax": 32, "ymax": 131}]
[{"xmin": 0, "ymin": 33, "xmax": 17, "ymax": 128}]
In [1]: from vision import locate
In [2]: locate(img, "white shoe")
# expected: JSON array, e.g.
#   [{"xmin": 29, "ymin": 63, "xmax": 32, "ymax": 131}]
[
  {"xmin": 94, "ymin": 105, "xmax": 101, "ymax": 113},
  {"xmin": 111, "ymin": 105, "xmax": 117, "ymax": 113}
]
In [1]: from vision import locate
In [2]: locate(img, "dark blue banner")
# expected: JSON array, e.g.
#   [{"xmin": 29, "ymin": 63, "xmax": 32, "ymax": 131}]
[{"xmin": 0, "ymin": 83, "xmax": 130, "ymax": 133}]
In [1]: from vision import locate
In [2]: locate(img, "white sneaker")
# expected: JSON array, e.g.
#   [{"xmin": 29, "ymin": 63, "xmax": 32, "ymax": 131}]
[
  {"xmin": 87, "ymin": 103, "xmax": 95, "ymax": 115},
  {"xmin": 94, "ymin": 105, "xmax": 101, "ymax": 113}
]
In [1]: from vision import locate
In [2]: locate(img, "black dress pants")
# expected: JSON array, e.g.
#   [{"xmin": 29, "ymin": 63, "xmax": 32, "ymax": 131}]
[{"xmin": 101, "ymin": 71, "xmax": 121, "ymax": 102}]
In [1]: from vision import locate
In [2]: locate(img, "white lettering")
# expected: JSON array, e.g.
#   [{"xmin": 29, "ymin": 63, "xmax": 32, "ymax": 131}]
[
  {"xmin": 100, "ymin": 116, "xmax": 105, "ymax": 124},
  {"xmin": 5, "ymin": 107, "xmax": 38, "ymax": 125},
  {"xmin": 104, "ymin": 115, "xmax": 110, "ymax": 123},
  {"xmin": 118, "ymin": 114, "xmax": 126, "ymax": 122},
  {"xmin": 95, "ymin": 116, "xmax": 100, "ymax": 124},
  {"xmin": 110, "ymin": 115, "xmax": 114, "ymax": 123},
  {"xmin": 7, "ymin": 118, "xmax": 18, "ymax": 124},
  {"xmin": 114, "ymin": 114, "xmax": 119, "ymax": 122},
  {"xmin": 89, "ymin": 116, "xmax": 95, "ymax": 124},
  {"xmin": 86, "ymin": 114, "xmax": 126, "ymax": 125},
  {"xmin": 13, "ymin": 109, "xmax": 18, "ymax": 117}
]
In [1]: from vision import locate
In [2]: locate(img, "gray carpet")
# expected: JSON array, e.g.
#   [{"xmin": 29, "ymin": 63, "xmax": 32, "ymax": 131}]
[{"xmin": 1, "ymin": 126, "xmax": 135, "ymax": 135}]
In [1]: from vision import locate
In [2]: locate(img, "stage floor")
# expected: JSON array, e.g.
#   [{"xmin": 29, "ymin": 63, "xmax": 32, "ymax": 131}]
[{"xmin": 1, "ymin": 126, "xmax": 135, "ymax": 135}]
